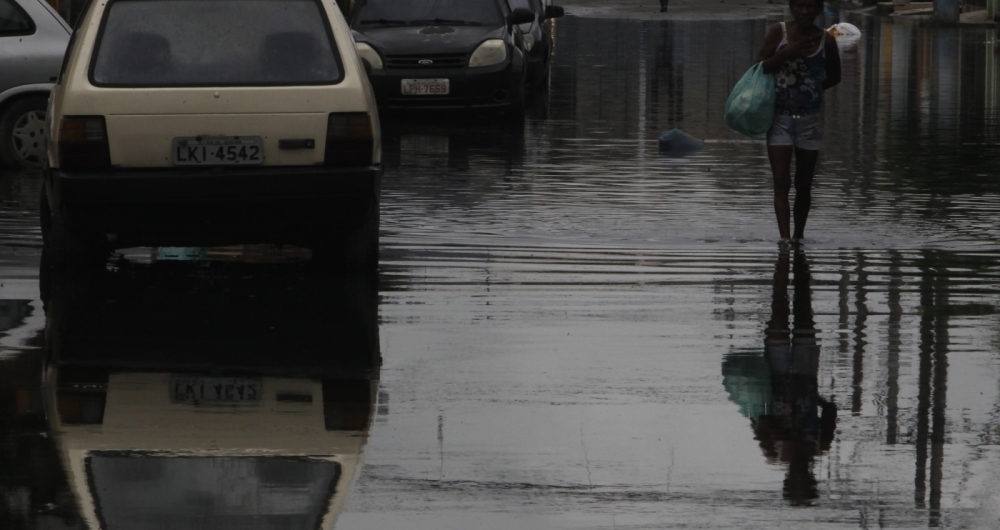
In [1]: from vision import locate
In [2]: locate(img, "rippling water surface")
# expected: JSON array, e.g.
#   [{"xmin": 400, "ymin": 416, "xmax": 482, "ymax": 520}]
[
  {"xmin": 379, "ymin": 16, "xmax": 1000, "ymax": 252},
  {"xmin": 2, "ymin": 13, "xmax": 1000, "ymax": 530}
]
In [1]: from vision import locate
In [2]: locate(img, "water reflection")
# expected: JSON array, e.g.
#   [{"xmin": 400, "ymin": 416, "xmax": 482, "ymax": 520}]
[
  {"xmin": 382, "ymin": 114, "xmax": 526, "ymax": 174},
  {"xmin": 0, "ymin": 167, "xmax": 41, "ymax": 249},
  {"xmin": 36, "ymin": 263, "xmax": 380, "ymax": 529},
  {"xmin": 0, "ymin": 302, "xmax": 67, "ymax": 529},
  {"xmin": 724, "ymin": 250, "xmax": 837, "ymax": 504}
]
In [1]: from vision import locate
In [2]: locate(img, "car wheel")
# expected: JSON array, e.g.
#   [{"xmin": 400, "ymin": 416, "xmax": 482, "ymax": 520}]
[
  {"xmin": 311, "ymin": 194, "xmax": 380, "ymax": 271},
  {"xmin": 0, "ymin": 96, "xmax": 48, "ymax": 169},
  {"xmin": 512, "ymin": 83, "xmax": 527, "ymax": 115},
  {"xmin": 41, "ymin": 186, "xmax": 107, "ymax": 270},
  {"xmin": 503, "ymin": 81, "xmax": 527, "ymax": 124},
  {"xmin": 529, "ymin": 56, "xmax": 551, "ymax": 90}
]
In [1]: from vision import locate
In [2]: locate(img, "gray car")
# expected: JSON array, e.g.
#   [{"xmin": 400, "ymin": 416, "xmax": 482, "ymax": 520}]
[
  {"xmin": 0, "ymin": 0, "xmax": 70, "ymax": 168},
  {"xmin": 510, "ymin": 0, "xmax": 563, "ymax": 88}
]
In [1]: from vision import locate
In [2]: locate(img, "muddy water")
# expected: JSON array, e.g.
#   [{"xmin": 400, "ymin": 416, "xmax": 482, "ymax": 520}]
[{"xmin": 2, "ymin": 14, "xmax": 1000, "ymax": 530}]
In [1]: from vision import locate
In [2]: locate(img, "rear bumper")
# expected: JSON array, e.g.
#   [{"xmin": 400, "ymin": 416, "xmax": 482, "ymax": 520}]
[
  {"xmin": 45, "ymin": 164, "xmax": 382, "ymax": 247},
  {"xmin": 369, "ymin": 62, "xmax": 521, "ymax": 110}
]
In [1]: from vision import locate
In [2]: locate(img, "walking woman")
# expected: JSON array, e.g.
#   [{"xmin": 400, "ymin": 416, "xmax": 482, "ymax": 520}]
[{"xmin": 756, "ymin": 0, "xmax": 841, "ymax": 244}]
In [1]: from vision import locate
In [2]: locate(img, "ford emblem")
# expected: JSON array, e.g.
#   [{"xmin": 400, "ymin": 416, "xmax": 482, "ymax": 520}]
[{"xmin": 418, "ymin": 59, "xmax": 434, "ymax": 65}]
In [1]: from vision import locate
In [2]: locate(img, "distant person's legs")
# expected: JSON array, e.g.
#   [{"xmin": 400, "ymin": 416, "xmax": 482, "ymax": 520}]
[
  {"xmin": 768, "ymin": 113, "xmax": 823, "ymax": 242},
  {"xmin": 660, "ymin": 0, "xmax": 668, "ymax": 12},
  {"xmin": 792, "ymin": 148, "xmax": 818, "ymax": 240},
  {"xmin": 767, "ymin": 146, "xmax": 793, "ymax": 241}
]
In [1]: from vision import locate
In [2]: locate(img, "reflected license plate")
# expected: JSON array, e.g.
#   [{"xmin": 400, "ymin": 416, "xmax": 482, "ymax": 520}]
[
  {"xmin": 172, "ymin": 136, "xmax": 263, "ymax": 166},
  {"xmin": 171, "ymin": 376, "xmax": 262, "ymax": 405},
  {"xmin": 401, "ymin": 78, "xmax": 449, "ymax": 95}
]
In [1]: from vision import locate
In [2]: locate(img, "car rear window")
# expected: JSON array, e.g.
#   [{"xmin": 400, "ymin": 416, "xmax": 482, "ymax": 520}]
[
  {"xmin": 91, "ymin": 0, "xmax": 342, "ymax": 87},
  {"xmin": 88, "ymin": 454, "xmax": 342, "ymax": 530},
  {"xmin": 354, "ymin": 0, "xmax": 503, "ymax": 27}
]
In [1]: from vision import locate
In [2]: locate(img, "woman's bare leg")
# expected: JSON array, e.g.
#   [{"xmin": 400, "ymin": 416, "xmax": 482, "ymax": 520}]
[
  {"xmin": 767, "ymin": 145, "xmax": 794, "ymax": 240},
  {"xmin": 792, "ymin": 147, "xmax": 818, "ymax": 240}
]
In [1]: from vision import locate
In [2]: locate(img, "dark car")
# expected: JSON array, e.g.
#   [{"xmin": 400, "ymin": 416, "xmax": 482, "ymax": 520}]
[
  {"xmin": 350, "ymin": 0, "xmax": 534, "ymax": 113},
  {"xmin": 508, "ymin": 0, "xmax": 563, "ymax": 87}
]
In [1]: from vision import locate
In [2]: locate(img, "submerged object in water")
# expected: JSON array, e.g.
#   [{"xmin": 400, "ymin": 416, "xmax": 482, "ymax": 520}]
[{"xmin": 658, "ymin": 128, "xmax": 703, "ymax": 157}]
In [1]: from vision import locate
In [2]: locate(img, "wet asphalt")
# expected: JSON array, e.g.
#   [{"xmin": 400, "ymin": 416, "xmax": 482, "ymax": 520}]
[{"xmin": 3, "ymin": 12, "xmax": 1000, "ymax": 530}]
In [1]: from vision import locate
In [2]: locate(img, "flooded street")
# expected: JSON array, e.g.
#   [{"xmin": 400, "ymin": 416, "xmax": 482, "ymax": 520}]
[{"xmin": 4, "ymin": 12, "xmax": 1000, "ymax": 529}]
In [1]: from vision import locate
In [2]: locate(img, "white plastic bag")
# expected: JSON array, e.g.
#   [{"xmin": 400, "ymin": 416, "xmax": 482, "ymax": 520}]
[{"xmin": 826, "ymin": 23, "xmax": 861, "ymax": 37}]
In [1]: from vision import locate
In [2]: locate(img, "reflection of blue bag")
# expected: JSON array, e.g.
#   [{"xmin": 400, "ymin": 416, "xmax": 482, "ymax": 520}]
[{"xmin": 724, "ymin": 62, "xmax": 775, "ymax": 139}]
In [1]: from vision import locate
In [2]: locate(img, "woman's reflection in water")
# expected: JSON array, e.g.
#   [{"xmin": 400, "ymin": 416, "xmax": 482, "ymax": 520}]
[{"xmin": 754, "ymin": 249, "xmax": 837, "ymax": 504}]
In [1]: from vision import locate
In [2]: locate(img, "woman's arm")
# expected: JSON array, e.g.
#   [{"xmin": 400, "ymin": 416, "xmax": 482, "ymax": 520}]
[
  {"xmin": 822, "ymin": 33, "xmax": 841, "ymax": 90},
  {"xmin": 755, "ymin": 24, "xmax": 784, "ymax": 73},
  {"xmin": 757, "ymin": 23, "xmax": 823, "ymax": 74}
]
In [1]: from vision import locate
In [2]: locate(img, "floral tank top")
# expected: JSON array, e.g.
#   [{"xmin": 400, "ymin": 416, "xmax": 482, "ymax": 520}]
[{"xmin": 774, "ymin": 22, "xmax": 826, "ymax": 116}]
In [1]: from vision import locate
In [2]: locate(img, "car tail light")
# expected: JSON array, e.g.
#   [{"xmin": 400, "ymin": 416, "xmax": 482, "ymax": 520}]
[
  {"xmin": 56, "ymin": 391, "xmax": 108, "ymax": 425},
  {"xmin": 324, "ymin": 113, "xmax": 374, "ymax": 167},
  {"xmin": 55, "ymin": 367, "xmax": 109, "ymax": 425},
  {"xmin": 58, "ymin": 116, "xmax": 111, "ymax": 171}
]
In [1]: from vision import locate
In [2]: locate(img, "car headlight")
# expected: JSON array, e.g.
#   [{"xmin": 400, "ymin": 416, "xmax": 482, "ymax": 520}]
[
  {"xmin": 522, "ymin": 34, "xmax": 535, "ymax": 52},
  {"xmin": 355, "ymin": 42, "xmax": 383, "ymax": 70},
  {"xmin": 469, "ymin": 39, "xmax": 507, "ymax": 68}
]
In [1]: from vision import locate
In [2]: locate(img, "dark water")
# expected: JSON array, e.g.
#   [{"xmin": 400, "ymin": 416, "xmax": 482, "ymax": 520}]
[{"xmin": 2, "ymin": 13, "xmax": 1000, "ymax": 530}]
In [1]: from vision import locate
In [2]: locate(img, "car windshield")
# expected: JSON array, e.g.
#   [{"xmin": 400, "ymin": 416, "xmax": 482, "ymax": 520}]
[
  {"xmin": 354, "ymin": 0, "xmax": 503, "ymax": 27},
  {"xmin": 91, "ymin": 0, "xmax": 341, "ymax": 87}
]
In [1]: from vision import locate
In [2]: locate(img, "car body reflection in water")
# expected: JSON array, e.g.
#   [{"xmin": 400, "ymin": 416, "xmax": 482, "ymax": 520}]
[
  {"xmin": 724, "ymin": 250, "xmax": 837, "ymax": 504},
  {"xmin": 39, "ymin": 259, "xmax": 380, "ymax": 529}
]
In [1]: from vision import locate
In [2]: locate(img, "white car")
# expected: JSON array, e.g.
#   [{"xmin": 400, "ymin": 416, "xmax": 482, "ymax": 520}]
[
  {"xmin": 43, "ymin": 0, "xmax": 381, "ymax": 269},
  {"xmin": 0, "ymin": 0, "xmax": 70, "ymax": 168}
]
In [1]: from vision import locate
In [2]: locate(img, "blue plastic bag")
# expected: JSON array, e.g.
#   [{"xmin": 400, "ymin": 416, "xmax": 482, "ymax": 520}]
[
  {"xmin": 724, "ymin": 62, "xmax": 775, "ymax": 139},
  {"xmin": 658, "ymin": 128, "xmax": 702, "ymax": 158}
]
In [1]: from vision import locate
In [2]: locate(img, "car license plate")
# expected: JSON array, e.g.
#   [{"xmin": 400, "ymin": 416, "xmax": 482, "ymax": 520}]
[
  {"xmin": 172, "ymin": 136, "xmax": 263, "ymax": 166},
  {"xmin": 401, "ymin": 78, "xmax": 449, "ymax": 95},
  {"xmin": 170, "ymin": 376, "xmax": 262, "ymax": 405}
]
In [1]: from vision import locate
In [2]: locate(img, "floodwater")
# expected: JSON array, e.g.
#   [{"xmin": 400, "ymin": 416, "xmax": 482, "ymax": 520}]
[{"xmin": 3, "ymin": 13, "xmax": 1000, "ymax": 530}]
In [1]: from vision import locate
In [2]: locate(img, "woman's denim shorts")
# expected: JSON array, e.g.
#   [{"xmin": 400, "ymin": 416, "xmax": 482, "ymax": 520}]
[{"xmin": 766, "ymin": 113, "xmax": 824, "ymax": 151}]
